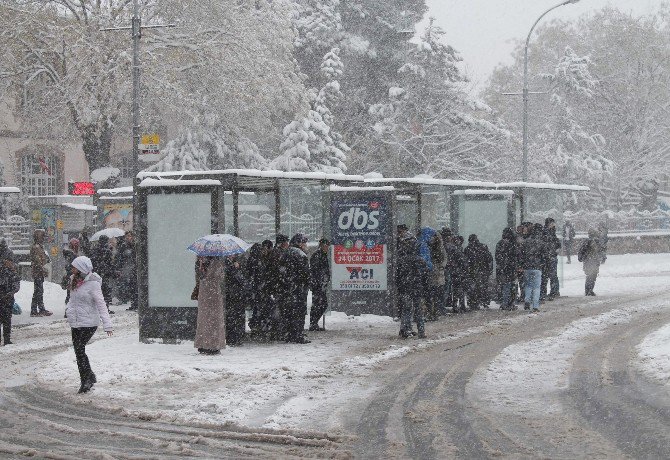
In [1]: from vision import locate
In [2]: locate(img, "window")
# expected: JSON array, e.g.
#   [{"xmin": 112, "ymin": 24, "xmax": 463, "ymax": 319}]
[{"xmin": 20, "ymin": 153, "xmax": 61, "ymax": 196}]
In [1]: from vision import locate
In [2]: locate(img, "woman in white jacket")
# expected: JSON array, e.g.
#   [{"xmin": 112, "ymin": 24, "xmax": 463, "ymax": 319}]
[{"xmin": 65, "ymin": 256, "xmax": 113, "ymax": 393}]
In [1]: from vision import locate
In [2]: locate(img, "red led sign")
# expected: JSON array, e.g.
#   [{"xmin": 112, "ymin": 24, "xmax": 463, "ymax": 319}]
[{"xmin": 68, "ymin": 181, "xmax": 96, "ymax": 196}]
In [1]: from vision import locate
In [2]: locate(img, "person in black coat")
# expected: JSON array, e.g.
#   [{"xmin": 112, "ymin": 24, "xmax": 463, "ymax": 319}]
[
  {"xmin": 578, "ymin": 229, "xmax": 606, "ymax": 296},
  {"xmin": 464, "ymin": 234, "xmax": 493, "ymax": 310},
  {"xmin": 309, "ymin": 238, "xmax": 330, "ymax": 331},
  {"xmin": 0, "ymin": 239, "xmax": 19, "ymax": 346},
  {"xmin": 225, "ymin": 256, "xmax": 250, "ymax": 346},
  {"xmin": 115, "ymin": 231, "xmax": 137, "ymax": 310},
  {"xmin": 448, "ymin": 235, "xmax": 468, "ymax": 313},
  {"xmin": 246, "ymin": 240, "xmax": 274, "ymax": 338},
  {"xmin": 268, "ymin": 234, "xmax": 290, "ymax": 339},
  {"xmin": 90, "ymin": 235, "xmax": 115, "ymax": 314},
  {"xmin": 279, "ymin": 233, "xmax": 311, "ymax": 344},
  {"xmin": 495, "ymin": 228, "xmax": 518, "ymax": 310},
  {"xmin": 541, "ymin": 218, "xmax": 561, "ymax": 301},
  {"xmin": 397, "ymin": 236, "xmax": 429, "ymax": 338}
]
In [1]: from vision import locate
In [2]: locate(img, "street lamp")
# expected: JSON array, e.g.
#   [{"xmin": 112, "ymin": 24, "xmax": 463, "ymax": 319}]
[{"xmin": 522, "ymin": 0, "xmax": 580, "ymax": 183}]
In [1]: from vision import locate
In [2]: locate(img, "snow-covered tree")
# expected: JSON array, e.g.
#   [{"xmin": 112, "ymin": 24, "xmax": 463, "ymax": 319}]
[
  {"xmin": 272, "ymin": 48, "xmax": 349, "ymax": 173},
  {"xmin": 147, "ymin": 115, "xmax": 268, "ymax": 173},
  {"xmin": 0, "ymin": 0, "xmax": 303, "ymax": 172},
  {"xmin": 366, "ymin": 20, "xmax": 509, "ymax": 178},
  {"xmin": 484, "ymin": 8, "xmax": 670, "ymax": 210},
  {"xmin": 532, "ymin": 47, "xmax": 612, "ymax": 188}
]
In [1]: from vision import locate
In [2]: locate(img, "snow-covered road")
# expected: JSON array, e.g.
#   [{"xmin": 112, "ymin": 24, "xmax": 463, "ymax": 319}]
[{"xmin": 1, "ymin": 253, "xmax": 670, "ymax": 457}]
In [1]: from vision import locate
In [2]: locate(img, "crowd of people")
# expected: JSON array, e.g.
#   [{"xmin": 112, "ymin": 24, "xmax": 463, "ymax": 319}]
[
  {"xmin": 394, "ymin": 218, "xmax": 608, "ymax": 336},
  {"xmin": 193, "ymin": 234, "xmax": 331, "ymax": 354}
]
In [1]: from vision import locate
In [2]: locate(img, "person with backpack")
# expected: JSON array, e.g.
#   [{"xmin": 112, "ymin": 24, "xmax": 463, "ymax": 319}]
[
  {"xmin": 397, "ymin": 236, "xmax": 429, "ymax": 338},
  {"xmin": 0, "ymin": 240, "xmax": 20, "ymax": 346}
]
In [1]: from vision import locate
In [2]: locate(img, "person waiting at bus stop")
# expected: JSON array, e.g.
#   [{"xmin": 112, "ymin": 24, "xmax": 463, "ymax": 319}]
[
  {"xmin": 309, "ymin": 238, "xmax": 330, "ymax": 331},
  {"xmin": 279, "ymin": 233, "xmax": 311, "ymax": 344},
  {"xmin": 397, "ymin": 234, "xmax": 428, "ymax": 339}
]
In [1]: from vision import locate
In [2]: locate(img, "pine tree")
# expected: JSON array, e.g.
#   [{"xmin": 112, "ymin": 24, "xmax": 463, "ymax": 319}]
[{"xmin": 272, "ymin": 48, "xmax": 349, "ymax": 173}]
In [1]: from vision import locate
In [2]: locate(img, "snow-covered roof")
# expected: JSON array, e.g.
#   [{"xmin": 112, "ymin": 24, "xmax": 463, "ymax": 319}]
[
  {"xmin": 364, "ymin": 177, "xmax": 498, "ymax": 188},
  {"xmin": 330, "ymin": 185, "xmax": 394, "ymax": 192},
  {"xmin": 496, "ymin": 182, "xmax": 590, "ymax": 192},
  {"xmin": 453, "ymin": 189, "xmax": 515, "ymax": 196},
  {"xmin": 97, "ymin": 186, "xmax": 134, "ymax": 195},
  {"xmin": 61, "ymin": 203, "xmax": 98, "ymax": 211},
  {"xmin": 0, "ymin": 187, "xmax": 20, "ymax": 194},
  {"xmin": 138, "ymin": 169, "xmax": 365, "ymax": 182},
  {"xmin": 139, "ymin": 178, "xmax": 222, "ymax": 188},
  {"xmin": 98, "ymin": 196, "xmax": 132, "ymax": 201}
]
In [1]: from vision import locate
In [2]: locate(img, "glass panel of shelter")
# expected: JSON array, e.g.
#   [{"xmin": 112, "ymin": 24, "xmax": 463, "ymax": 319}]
[{"xmin": 279, "ymin": 184, "xmax": 324, "ymax": 246}]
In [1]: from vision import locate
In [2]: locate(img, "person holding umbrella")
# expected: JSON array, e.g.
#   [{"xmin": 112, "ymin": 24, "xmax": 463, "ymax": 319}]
[{"xmin": 188, "ymin": 234, "xmax": 251, "ymax": 354}]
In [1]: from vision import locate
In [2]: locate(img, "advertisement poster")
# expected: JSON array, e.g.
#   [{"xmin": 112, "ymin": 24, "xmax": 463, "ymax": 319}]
[
  {"xmin": 102, "ymin": 203, "xmax": 133, "ymax": 231},
  {"xmin": 331, "ymin": 196, "xmax": 388, "ymax": 290}
]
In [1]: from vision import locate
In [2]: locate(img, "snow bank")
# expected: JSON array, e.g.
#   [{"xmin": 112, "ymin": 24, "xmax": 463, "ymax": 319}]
[{"xmin": 637, "ymin": 323, "xmax": 670, "ymax": 385}]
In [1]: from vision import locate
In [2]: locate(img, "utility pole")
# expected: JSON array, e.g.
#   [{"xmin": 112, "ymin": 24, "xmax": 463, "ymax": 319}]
[
  {"xmin": 502, "ymin": 0, "xmax": 580, "ymax": 221},
  {"xmin": 101, "ymin": 1, "xmax": 174, "ymax": 186}
]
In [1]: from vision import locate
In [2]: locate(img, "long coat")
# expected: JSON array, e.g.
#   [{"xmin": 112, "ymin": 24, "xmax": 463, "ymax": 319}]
[
  {"xmin": 194, "ymin": 258, "xmax": 226, "ymax": 350},
  {"xmin": 579, "ymin": 238, "xmax": 605, "ymax": 276}
]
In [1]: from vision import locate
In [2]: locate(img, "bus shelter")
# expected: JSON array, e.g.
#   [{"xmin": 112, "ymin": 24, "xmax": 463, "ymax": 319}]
[{"xmin": 134, "ymin": 169, "xmax": 364, "ymax": 341}]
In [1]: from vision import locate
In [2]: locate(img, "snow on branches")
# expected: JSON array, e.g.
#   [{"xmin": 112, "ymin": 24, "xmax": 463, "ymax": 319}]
[{"xmin": 273, "ymin": 47, "xmax": 349, "ymax": 173}]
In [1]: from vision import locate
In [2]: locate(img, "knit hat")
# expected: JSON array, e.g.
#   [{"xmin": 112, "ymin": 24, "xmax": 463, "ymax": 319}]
[{"xmin": 72, "ymin": 256, "xmax": 93, "ymax": 275}]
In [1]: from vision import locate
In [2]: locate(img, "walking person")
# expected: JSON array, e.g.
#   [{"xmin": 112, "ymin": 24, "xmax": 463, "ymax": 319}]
[
  {"xmin": 0, "ymin": 240, "xmax": 20, "ymax": 346},
  {"xmin": 90, "ymin": 235, "xmax": 115, "ymax": 314},
  {"xmin": 520, "ymin": 224, "xmax": 545, "ymax": 312},
  {"xmin": 279, "ymin": 233, "xmax": 311, "ymax": 344},
  {"xmin": 464, "ymin": 234, "xmax": 493, "ymax": 310},
  {"xmin": 309, "ymin": 238, "xmax": 330, "ymax": 332},
  {"xmin": 30, "ymin": 229, "xmax": 53, "ymax": 317},
  {"xmin": 578, "ymin": 229, "xmax": 606, "ymax": 296},
  {"xmin": 194, "ymin": 256, "xmax": 226, "ymax": 355},
  {"xmin": 65, "ymin": 256, "xmax": 113, "ymax": 393},
  {"xmin": 495, "ymin": 228, "xmax": 518, "ymax": 311},
  {"xmin": 397, "ymin": 236, "xmax": 428, "ymax": 338},
  {"xmin": 562, "ymin": 220, "xmax": 576, "ymax": 263}
]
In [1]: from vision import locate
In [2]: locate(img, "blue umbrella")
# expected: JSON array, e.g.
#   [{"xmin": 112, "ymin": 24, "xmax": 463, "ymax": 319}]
[{"xmin": 187, "ymin": 234, "xmax": 252, "ymax": 257}]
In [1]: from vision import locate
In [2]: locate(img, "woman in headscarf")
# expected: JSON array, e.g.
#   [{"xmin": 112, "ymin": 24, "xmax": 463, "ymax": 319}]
[
  {"xmin": 65, "ymin": 256, "xmax": 113, "ymax": 393},
  {"xmin": 194, "ymin": 256, "xmax": 226, "ymax": 354}
]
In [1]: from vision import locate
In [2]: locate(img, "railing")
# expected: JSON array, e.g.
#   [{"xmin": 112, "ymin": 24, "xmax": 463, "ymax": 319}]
[
  {"xmin": 527, "ymin": 209, "xmax": 670, "ymax": 234},
  {"xmin": 0, "ymin": 215, "xmax": 32, "ymax": 252},
  {"xmin": 238, "ymin": 212, "xmax": 322, "ymax": 243}
]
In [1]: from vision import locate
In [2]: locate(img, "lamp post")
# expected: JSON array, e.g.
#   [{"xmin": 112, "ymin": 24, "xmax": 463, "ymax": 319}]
[{"xmin": 522, "ymin": 0, "xmax": 580, "ymax": 183}]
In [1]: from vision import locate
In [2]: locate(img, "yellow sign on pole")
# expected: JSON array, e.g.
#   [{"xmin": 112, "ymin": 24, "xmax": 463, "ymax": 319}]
[
  {"xmin": 50, "ymin": 246, "xmax": 58, "ymax": 257},
  {"xmin": 56, "ymin": 220, "xmax": 64, "ymax": 230},
  {"xmin": 141, "ymin": 134, "xmax": 160, "ymax": 145}
]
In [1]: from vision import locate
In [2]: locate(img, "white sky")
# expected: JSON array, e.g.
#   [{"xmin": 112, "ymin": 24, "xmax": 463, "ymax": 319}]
[{"xmin": 422, "ymin": 0, "xmax": 660, "ymax": 89}]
